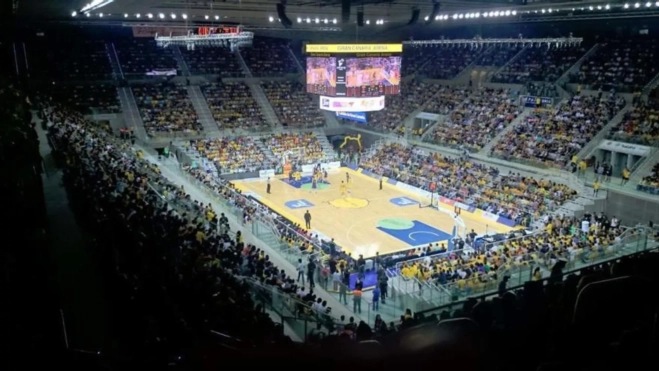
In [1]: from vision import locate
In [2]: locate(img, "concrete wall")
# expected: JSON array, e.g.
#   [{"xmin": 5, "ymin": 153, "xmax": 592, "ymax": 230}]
[{"xmin": 604, "ymin": 190, "xmax": 659, "ymax": 225}]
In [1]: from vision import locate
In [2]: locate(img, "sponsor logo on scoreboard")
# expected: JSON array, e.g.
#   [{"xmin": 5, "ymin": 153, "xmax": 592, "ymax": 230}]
[
  {"xmin": 306, "ymin": 44, "xmax": 403, "ymax": 53},
  {"xmin": 319, "ymin": 96, "xmax": 384, "ymax": 112}
]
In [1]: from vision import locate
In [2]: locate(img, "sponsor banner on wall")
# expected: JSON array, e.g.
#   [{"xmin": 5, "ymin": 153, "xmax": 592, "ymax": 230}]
[
  {"xmin": 146, "ymin": 69, "xmax": 178, "ymax": 76},
  {"xmin": 522, "ymin": 95, "xmax": 553, "ymax": 108},
  {"xmin": 336, "ymin": 111, "xmax": 367, "ymax": 123},
  {"xmin": 455, "ymin": 202, "xmax": 477, "ymax": 213},
  {"xmin": 335, "ymin": 57, "xmax": 347, "ymax": 96},
  {"xmin": 416, "ymin": 112, "xmax": 441, "ymax": 121},
  {"xmin": 259, "ymin": 169, "xmax": 275, "ymax": 179},
  {"xmin": 320, "ymin": 95, "xmax": 385, "ymax": 112},
  {"xmin": 439, "ymin": 196, "xmax": 456, "ymax": 206},
  {"xmin": 497, "ymin": 216, "xmax": 517, "ymax": 228},
  {"xmin": 132, "ymin": 26, "xmax": 189, "ymax": 38},
  {"xmin": 480, "ymin": 211, "xmax": 500, "ymax": 222},
  {"xmin": 598, "ymin": 140, "xmax": 651, "ymax": 157}
]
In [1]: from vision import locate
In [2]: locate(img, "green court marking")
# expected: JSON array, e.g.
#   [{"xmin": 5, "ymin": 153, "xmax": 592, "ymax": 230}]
[
  {"xmin": 377, "ymin": 218, "xmax": 414, "ymax": 230},
  {"xmin": 300, "ymin": 183, "xmax": 330, "ymax": 191}
]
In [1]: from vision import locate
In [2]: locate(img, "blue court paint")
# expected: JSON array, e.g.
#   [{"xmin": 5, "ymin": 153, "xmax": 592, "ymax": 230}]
[
  {"xmin": 389, "ymin": 196, "xmax": 419, "ymax": 207},
  {"xmin": 284, "ymin": 199, "xmax": 314, "ymax": 209},
  {"xmin": 281, "ymin": 176, "xmax": 330, "ymax": 189},
  {"xmin": 377, "ymin": 220, "xmax": 452, "ymax": 246}
]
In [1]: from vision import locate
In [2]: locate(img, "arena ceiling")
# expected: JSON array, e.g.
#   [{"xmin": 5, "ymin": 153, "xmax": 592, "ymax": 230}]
[{"xmin": 14, "ymin": 0, "xmax": 659, "ymax": 38}]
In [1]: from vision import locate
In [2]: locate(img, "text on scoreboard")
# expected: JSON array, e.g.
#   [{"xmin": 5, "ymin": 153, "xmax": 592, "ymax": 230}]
[{"xmin": 306, "ymin": 44, "xmax": 403, "ymax": 53}]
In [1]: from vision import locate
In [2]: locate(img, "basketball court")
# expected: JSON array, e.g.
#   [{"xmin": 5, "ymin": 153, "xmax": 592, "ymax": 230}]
[{"xmin": 232, "ymin": 168, "xmax": 514, "ymax": 258}]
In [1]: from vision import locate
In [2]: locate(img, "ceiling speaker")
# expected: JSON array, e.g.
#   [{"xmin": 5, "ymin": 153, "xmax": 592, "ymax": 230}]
[
  {"xmin": 426, "ymin": 2, "xmax": 440, "ymax": 24},
  {"xmin": 357, "ymin": 10, "xmax": 364, "ymax": 27},
  {"xmin": 276, "ymin": 3, "xmax": 293, "ymax": 28},
  {"xmin": 342, "ymin": 0, "xmax": 351, "ymax": 22},
  {"xmin": 407, "ymin": 7, "xmax": 420, "ymax": 26}
]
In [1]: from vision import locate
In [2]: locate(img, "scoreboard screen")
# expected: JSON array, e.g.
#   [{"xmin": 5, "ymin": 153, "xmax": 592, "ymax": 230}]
[{"xmin": 305, "ymin": 44, "xmax": 402, "ymax": 97}]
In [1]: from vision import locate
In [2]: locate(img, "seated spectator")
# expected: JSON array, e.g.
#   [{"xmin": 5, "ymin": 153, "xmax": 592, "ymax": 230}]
[
  {"xmin": 27, "ymin": 40, "xmax": 113, "ymax": 80},
  {"xmin": 423, "ymin": 86, "xmax": 470, "ymax": 115},
  {"xmin": 639, "ymin": 162, "xmax": 659, "ymax": 192},
  {"xmin": 608, "ymin": 100, "xmax": 659, "ymax": 145},
  {"xmin": 476, "ymin": 46, "xmax": 523, "ymax": 67},
  {"xmin": 201, "ymin": 82, "xmax": 268, "ymax": 131},
  {"xmin": 241, "ymin": 37, "xmax": 300, "ymax": 77},
  {"xmin": 361, "ymin": 143, "xmax": 576, "ymax": 224},
  {"xmin": 36, "ymin": 83, "xmax": 120, "ymax": 114},
  {"xmin": 366, "ymin": 81, "xmax": 442, "ymax": 132},
  {"xmin": 401, "ymin": 46, "xmax": 435, "ymax": 76},
  {"xmin": 569, "ymin": 38, "xmax": 659, "ymax": 92},
  {"xmin": 491, "ymin": 94, "xmax": 626, "ymax": 167},
  {"xmin": 265, "ymin": 132, "xmax": 326, "ymax": 164},
  {"xmin": 262, "ymin": 81, "xmax": 325, "ymax": 128},
  {"xmin": 114, "ymin": 39, "xmax": 179, "ymax": 77},
  {"xmin": 179, "ymin": 47, "xmax": 244, "ymax": 77},
  {"xmin": 185, "ymin": 137, "xmax": 276, "ymax": 174},
  {"xmin": 425, "ymin": 88, "xmax": 518, "ymax": 151},
  {"xmin": 132, "ymin": 82, "xmax": 202, "ymax": 135},
  {"xmin": 492, "ymin": 45, "xmax": 586, "ymax": 84}
]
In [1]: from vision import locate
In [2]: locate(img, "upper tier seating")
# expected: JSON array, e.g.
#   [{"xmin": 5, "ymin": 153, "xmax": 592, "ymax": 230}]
[
  {"xmin": 608, "ymin": 100, "xmax": 659, "ymax": 145},
  {"xmin": 241, "ymin": 37, "xmax": 299, "ymax": 77},
  {"xmin": 424, "ymin": 88, "xmax": 518, "ymax": 151},
  {"xmin": 114, "ymin": 39, "xmax": 179, "ymax": 76},
  {"xmin": 261, "ymin": 81, "xmax": 325, "ymax": 128},
  {"xmin": 492, "ymin": 45, "xmax": 586, "ymax": 84},
  {"xmin": 492, "ymin": 94, "xmax": 626, "ymax": 167},
  {"xmin": 186, "ymin": 137, "xmax": 275, "ymax": 174},
  {"xmin": 422, "ymin": 86, "xmax": 470, "ymax": 115},
  {"xmin": 361, "ymin": 144, "xmax": 577, "ymax": 224},
  {"xmin": 179, "ymin": 47, "xmax": 244, "ymax": 77},
  {"xmin": 264, "ymin": 132, "xmax": 326, "ymax": 164},
  {"xmin": 417, "ymin": 48, "xmax": 478, "ymax": 79},
  {"xmin": 27, "ymin": 40, "xmax": 113, "ymax": 80},
  {"xmin": 476, "ymin": 46, "xmax": 523, "ymax": 67},
  {"xmin": 132, "ymin": 83, "xmax": 202, "ymax": 135},
  {"xmin": 36, "ymin": 83, "xmax": 120, "ymax": 114},
  {"xmin": 200, "ymin": 82, "xmax": 268, "ymax": 131},
  {"xmin": 366, "ymin": 82, "xmax": 443, "ymax": 132},
  {"xmin": 569, "ymin": 38, "xmax": 659, "ymax": 92}
]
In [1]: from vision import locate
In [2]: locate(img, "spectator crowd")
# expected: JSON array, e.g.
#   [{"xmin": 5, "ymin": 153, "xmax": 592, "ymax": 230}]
[
  {"xmin": 492, "ymin": 45, "xmax": 586, "ymax": 84},
  {"xmin": 201, "ymin": 82, "xmax": 268, "ymax": 131},
  {"xmin": 132, "ymin": 82, "xmax": 203, "ymax": 136},
  {"xmin": 262, "ymin": 81, "xmax": 325, "ymax": 128}
]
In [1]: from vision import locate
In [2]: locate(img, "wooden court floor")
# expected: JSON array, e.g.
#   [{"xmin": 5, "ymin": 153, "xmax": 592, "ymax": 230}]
[{"xmin": 232, "ymin": 168, "xmax": 512, "ymax": 258}]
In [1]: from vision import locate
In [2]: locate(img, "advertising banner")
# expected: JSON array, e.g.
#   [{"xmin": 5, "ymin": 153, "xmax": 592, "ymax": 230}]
[
  {"xmin": 259, "ymin": 169, "xmax": 275, "ymax": 179},
  {"xmin": 336, "ymin": 111, "xmax": 367, "ymax": 123},
  {"xmin": 306, "ymin": 44, "xmax": 403, "ymax": 53},
  {"xmin": 598, "ymin": 140, "xmax": 651, "ymax": 157},
  {"xmin": 146, "ymin": 69, "xmax": 178, "ymax": 76},
  {"xmin": 320, "ymin": 95, "xmax": 385, "ymax": 112},
  {"xmin": 335, "ymin": 57, "xmax": 347, "ymax": 96},
  {"xmin": 522, "ymin": 96, "xmax": 553, "ymax": 108}
]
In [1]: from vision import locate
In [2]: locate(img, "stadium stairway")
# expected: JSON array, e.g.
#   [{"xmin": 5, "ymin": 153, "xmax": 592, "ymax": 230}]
[
  {"xmin": 630, "ymin": 147, "xmax": 659, "ymax": 184},
  {"xmin": 322, "ymin": 109, "xmax": 342, "ymax": 128},
  {"xmin": 254, "ymin": 137, "xmax": 281, "ymax": 164},
  {"xmin": 287, "ymin": 45, "xmax": 304, "ymax": 74},
  {"xmin": 105, "ymin": 43, "xmax": 124, "ymax": 80},
  {"xmin": 235, "ymin": 49, "xmax": 253, "ymax": 78},
  {"xmin": 446, "ymin": 46, "xmax": 492, "ymax": 82},
  {"xmin": 574, "ymin": 101, "xmax": 632, "ymax": 160},
  {"xmin": 312, "ymin": 130, "xmax": 336, "ymax": 160},
  {"xmin": 477, "ymin": 108, "xmax": 533, "ymax": 155},
  {"xmin": 556, "ymin": 43, "xmax": 601, "ymax": 85},
  {"xmin": 247, "ymin": 82, "xmax": 281, "ymax": 127},
  {"xmin": 186, "ymin": 86, "xmax": 221, "ymax": 135},
  {"xmin": 489, "ymin": 45, "xmax": 529, "ymax": 82},
  {"xmin": 642, "ymin": 70, "xmax": 659, "ymax": 94},
  {"xmin": 117, "ymin": 87, "xmax": 148, "ymax": 141},
  {"xmin": 172, "ymin": 46, "xmax": 191, "ymax": 77}
]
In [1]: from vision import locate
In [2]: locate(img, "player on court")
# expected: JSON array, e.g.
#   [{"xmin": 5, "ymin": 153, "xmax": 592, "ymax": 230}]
[
  {"xmin": 346, "ymin": 172, "xmax": 351, "ymax": 184},
  {"xmin": 311, "ymin": 173, "xmax": 318, "ymax": 193},
  {"xmin": 323, "ymin": 169, "xmax": 328, "ymax": 184},
  {"xmin": 339, "ymin": 181, "xmax": 347, "ymax": 197}
]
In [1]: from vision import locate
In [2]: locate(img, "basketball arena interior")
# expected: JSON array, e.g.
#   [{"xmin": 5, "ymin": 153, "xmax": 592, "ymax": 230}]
[{"xmin": 4, "ymin": 0, "xmax": 659, "ymax": 369}]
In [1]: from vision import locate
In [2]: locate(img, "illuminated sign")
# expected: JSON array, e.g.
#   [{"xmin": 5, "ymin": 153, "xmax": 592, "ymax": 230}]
[
  {"xmin": 306, "ymin": 44, "xmax": 403, "ymax": 53},
  {"xmin": 336, "ymin": 111, "xmax": 367, "ymax": 123},
  {"xmin": 320, "ymin": 96, "xmax": 385, "ymax": 112}
]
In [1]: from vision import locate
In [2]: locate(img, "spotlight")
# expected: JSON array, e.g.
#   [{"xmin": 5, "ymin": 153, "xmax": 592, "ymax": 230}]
[
  {"xmin": 215, "ymin": 15, "xmax": 219, "ymax": 20},
  {"xmin": 99, "ymin": 13, "xmax": 103, "ymax": 17},
  {"xmin": 171, "ymin": 14, "xmax": 176, "ymax": 19},
  {"xmin": 512, "ymin": 10, "xmax": 517, "ymax": 15},
  {"xmin": 424, "ymin": 16, "xmax": 429, "ymax": 21},
  {"xmin": 124, "ymin": 13, "xmax": 128, "ymax": 18},
  {"xmin": 324, "ymin": 18, "xmax": 328, "ymax": 24},
  {"xmin": 646, "ymin": 1, "xmax": 652, "ymax": 6},
  {"xmin": 147, "ymin": 13, "xmax": 153, "ymax": 18},
  {"xmin": 204, "ymin": 15, "xmax": 209, "ymax": 19},
  {"xmin": 606, "ymin": 4, "xmax": 611, "ymax": 9},
  {"xmin": 182, "ymin": 14, "xmax": 187, "ymax": 19},
  {"xmin": 332, "ymin": 18, "xmax": 337, "ymax": 24},
  {"xmin": 71, "ymin": 11, "xmax": 77, "ymax": 17},
  {"xmin": 505, "ymin": 10, "xmax": 511, "ymax": 16},
  {"xmin": 269, "ymin": 16, "xmax": 274, "ymax": 22},
  {"xmin": 297, "ymin": 17, "xmax": 302, "ymax": 23},
  {"xmin": 474, "ymin": 12, "xmax": 480, "ymax": 18},
  {"xmin": 306, "ymin": 17, "xmax": 311, "ymax": 23},
  {"xmin": 136, "ymin": 13, "xmax": 140, "ymax": 18},
  {"xmin": 589, "ymin": 6, "xmax": 593, "ymax": 10},
  {"xmin": 159, "ymin": 13, "xmax": 165, "ymax": 19},
  {"xmin": 458, "ymin": 13, "xmax": 463, "ymax": 18},
  {"xmin": 435, "ymin": 15, "xmax": 440, "ymax": 20},
  {"xmin": 315, "ymin": 17, "xmax": 319, "ymax": 23},
  {"xmin": 85, "ymin": 12, "xmax": 90, "ymax": 17},
  {"xmin": 483, "ymin": 12, "xmax": 488, "ymax": 17},
  {"xmin": 366, "ymin": 20, "xmax": 370, "ymax": 24},
  {"xmin": 452, "ymin": 14, "xmax": 458, "ymax": 19},
  {"xmin": 634, "ymin": 2, "xmax": 640, "ymax": 8}
]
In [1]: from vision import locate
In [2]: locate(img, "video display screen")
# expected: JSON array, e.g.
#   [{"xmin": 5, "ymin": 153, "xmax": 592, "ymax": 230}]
[
  {"xmin": 306, "ymin": 57, "xmax": 336, "ymax": 95},
  {"xmin": 306, "ymin": 56, "xmax": 401, "ymax": 97},
  {"xmin": 345, "ymin": 56, "xmax": 401, "ymax": 97}
]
